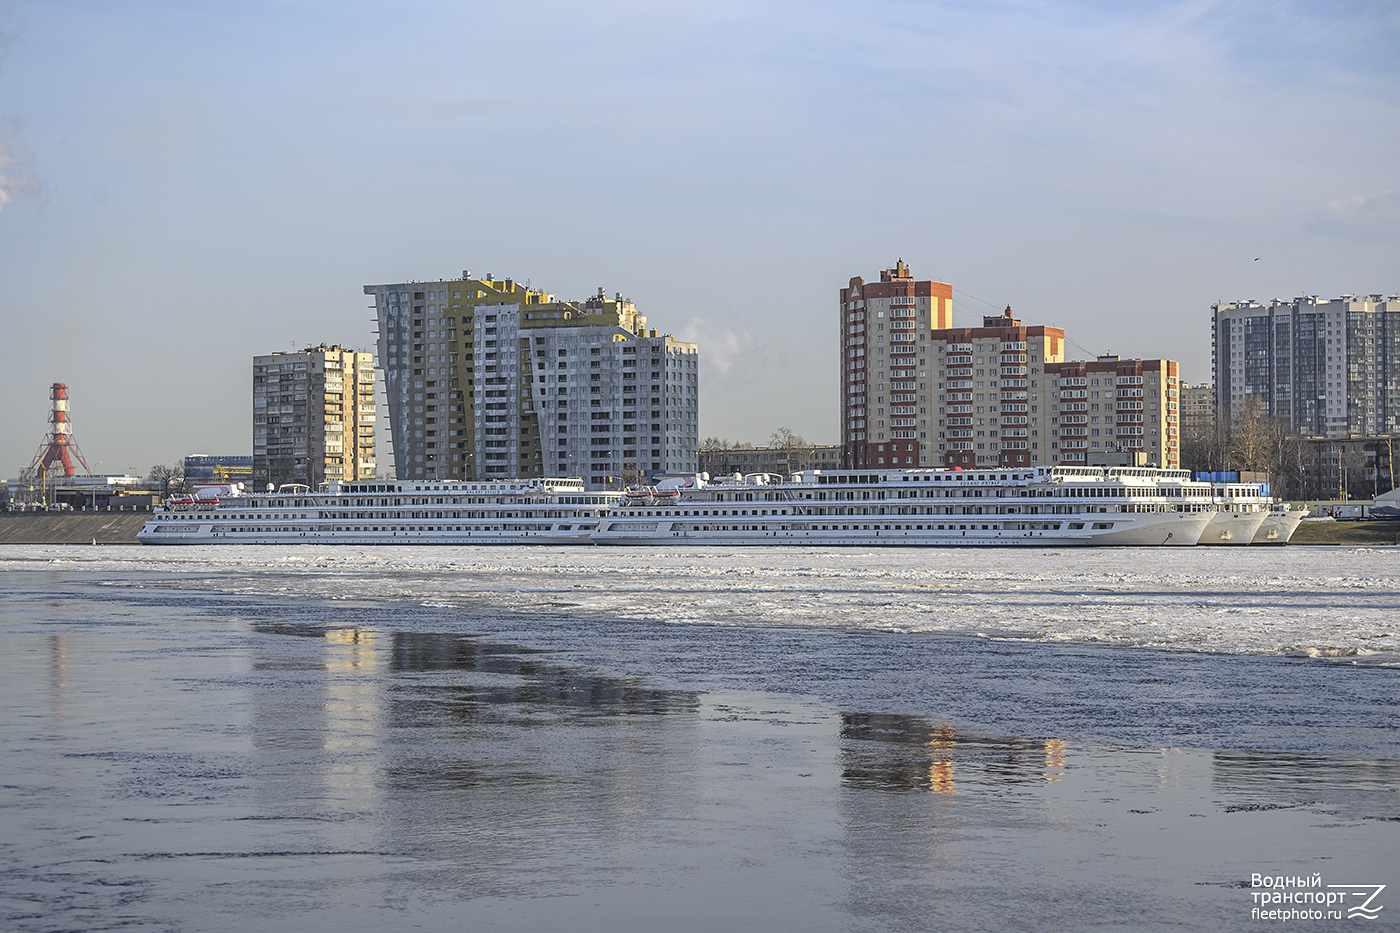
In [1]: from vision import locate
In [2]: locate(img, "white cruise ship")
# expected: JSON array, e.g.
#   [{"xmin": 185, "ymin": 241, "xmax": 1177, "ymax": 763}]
[
  {"xmin": 1200, "ymin": 481, "xmax": 1272, "ymax": 545},
  {"xmin": 137, "ymin": 478, "xmax": 621, "ymax": 545},
  {"xmin": 590, "ymin": 465, "xmax": 1222, "ymax": 547}
]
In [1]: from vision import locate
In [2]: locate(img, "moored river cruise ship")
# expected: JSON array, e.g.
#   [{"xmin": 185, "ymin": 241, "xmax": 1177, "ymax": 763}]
[
  {"xmin": 137, "ymin": 478, "xmax": 621, "ymax": 545},
  {"xmin": 591, "ymin": 465, "xmax": 1233, "ymax": 547}
]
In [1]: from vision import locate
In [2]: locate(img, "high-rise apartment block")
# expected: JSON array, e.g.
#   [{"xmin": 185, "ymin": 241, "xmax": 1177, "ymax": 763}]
[
  {"xmin": 929, "ymin": 307, "xmax": 1067, "ymax": 468},
  {"xmin": 365, "ymin": 274, "xmax": 698, "ymax": 487},
  {"xmin": 1212, "ymin": 295, "xmax": 1400, "ymax": 437},
  {"xmin": 1178, "ymin": 382, "xmax": 1216, "ymax": 437},
  {"xmin": 842, "ymin": 262, "xmax": 1180, "ymax": 470},
  {"xmin": 1044, "ymin": 356, "xmax": 1179, "ymax": 466},
  {"xmin": 840, "ymin": 260, "xmax": 952, "ymax": 469},
  {"xmin": 253, "ymin": 345, "xmax": 376, "ymax": 487}
]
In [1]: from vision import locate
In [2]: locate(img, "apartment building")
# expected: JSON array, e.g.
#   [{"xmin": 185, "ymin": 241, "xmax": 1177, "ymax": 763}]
[
  {"xmin": 1213, "ymin": 294, "xmax": 1400, "ymax": 437},
  {"xmin": 929, "ymin": 306, "xmax": 1066, "ymax": 469},
  {"xmin": 253, "ymin": 345, "xmax": 376, "ymax": 488},
  {"xmin": 840, "ymin": 260, "xmax": 953, "ymax": 469},
  {"xmin": 1044, "ymin": 357, "xmax": 1179, "ymax": 467},
  {"xmin": 364, "ymin": 274, "xmax": 698, "ymax": 487},
  {"xmin": 842, "ymin": 264, "xmax": 1181, "ymax": 470},
  {"xmin": 1178, "ymin": 382, "xmax": 1216, "ymax": 438}
]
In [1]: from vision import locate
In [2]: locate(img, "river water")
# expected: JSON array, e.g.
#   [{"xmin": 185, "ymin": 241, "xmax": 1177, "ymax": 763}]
[{"xmin": 1, "ymin": 544, "xmax": 1396, "ymax": 931}]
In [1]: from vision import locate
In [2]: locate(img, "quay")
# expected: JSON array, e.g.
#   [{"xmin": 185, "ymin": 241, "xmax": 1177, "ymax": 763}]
[{"xmin": 0, "ymin": 511, "xmax": 151, "ymax": 545}]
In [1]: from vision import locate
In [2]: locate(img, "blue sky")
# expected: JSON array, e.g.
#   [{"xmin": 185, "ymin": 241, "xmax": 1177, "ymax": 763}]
[{"xmin": 2, "ymin": 0, "xmax": 1396, "ymax": 476}]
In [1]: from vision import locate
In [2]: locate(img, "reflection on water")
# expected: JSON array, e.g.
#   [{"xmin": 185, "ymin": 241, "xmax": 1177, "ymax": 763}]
[
  {"xmin": 1213, "ymin": 749, "xmax": 1400, "ymax": 819},
  {"xmin": 387, "ymin": 630, "xmax": 698, "ymax": 716},
  {"xmin": 841, "ymin": 713, "xmax": 1068, "ymax": 793}
]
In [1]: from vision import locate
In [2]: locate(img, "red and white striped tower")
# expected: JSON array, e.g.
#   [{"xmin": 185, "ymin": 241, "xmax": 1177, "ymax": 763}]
[{"xmin": 29, "ymin": 383, "xmax": 92, "ymax": 477}]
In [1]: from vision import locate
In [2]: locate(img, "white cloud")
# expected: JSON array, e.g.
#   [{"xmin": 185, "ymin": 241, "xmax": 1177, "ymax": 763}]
[
  {"xmin": 676, "ymin": 317, "xmax": 754, "ymax": 377},
  {"xmin": 1307, "ymin": 190, "xmax": 1400, "ymax": 239},
  {"xmin": 0, "ymin": 130, "xmax": 41, "ymax": 214},
  {"xmin": 0, "ymin": 19, "xmax": 40, "ymax": 215}
]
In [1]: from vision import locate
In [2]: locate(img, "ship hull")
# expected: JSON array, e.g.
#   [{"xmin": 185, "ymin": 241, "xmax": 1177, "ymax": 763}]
[
  {"xmin": 590, "ymin": 510, "xmax": 1214, "ymax": 547},
  {"xmin": 138, "ymin": 522, "xmax": 597, "ymax": 545},
  {"xmin": 1198, "ymin": 509, "xmax": 1269, "ymax": 545},
  {"xmin": 1252, "ymin": 507, "xmax": 1306, "ymax": 544}
]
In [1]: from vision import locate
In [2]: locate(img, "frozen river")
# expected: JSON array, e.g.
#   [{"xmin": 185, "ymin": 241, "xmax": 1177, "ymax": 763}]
[{"xmin": 1, "ymin": 544, "xmax": 1396, "ymax": 931}]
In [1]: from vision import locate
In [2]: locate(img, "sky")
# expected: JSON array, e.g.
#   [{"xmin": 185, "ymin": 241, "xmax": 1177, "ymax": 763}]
[{"xmin": 1, "ymin": 0, "xmax": 1397, "ymax": 478}]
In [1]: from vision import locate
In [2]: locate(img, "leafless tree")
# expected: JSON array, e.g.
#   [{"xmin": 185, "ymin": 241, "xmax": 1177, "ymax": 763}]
[
  {"xmin": 1229, "ymin": 396, "xmax": 1275, "ymax": 474},
  {"xmin": 148, "ymin": 462, "xmax": 185, "ymax": 497},
  {"xmin": 621, "ymin": 459, "xmax": 648, "ymax": 488},
  {"xmin": 769, "ymin": 426, "xmax": 812, "ymax": 476}
]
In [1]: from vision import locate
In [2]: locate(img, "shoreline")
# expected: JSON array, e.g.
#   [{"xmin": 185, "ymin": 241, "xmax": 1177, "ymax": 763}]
[{"xmin": 1290, "ymin": 519, "xmax": 1400, "ymax": 546}]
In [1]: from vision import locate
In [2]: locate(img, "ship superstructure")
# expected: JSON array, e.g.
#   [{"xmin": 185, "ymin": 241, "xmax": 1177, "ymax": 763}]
[
  {"xmin": 138, "ymin": 477, "xmax": 620, "ymax": 545},
  {"xmin": 591, "ymin": 465, "xmax": 1226, "ymax": 547}
]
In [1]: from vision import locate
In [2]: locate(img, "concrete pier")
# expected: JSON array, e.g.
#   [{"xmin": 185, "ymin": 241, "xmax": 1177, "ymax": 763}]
[{"xmin": 0, "ymin": 512, "xmax": 149, "ymax": 544}]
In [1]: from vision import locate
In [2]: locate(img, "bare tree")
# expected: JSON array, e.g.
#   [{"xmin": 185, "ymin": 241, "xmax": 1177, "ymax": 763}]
[
  {"xmin": 1179, "ymin": 415, "xmax": 1228, "ymax": 474},
  {"xmin": 621, "ymin": 459, "xmax": 648, "ymax": 488},
  {"xmin": 148, "ymin": 463, "xmax": 184, "ymax": 497},
  {"xmin": 700, "ymin": 436, "xmax": 732, "ymax": 450},
  {"xmin": 769, "ymin": 426, "xmax": 812, "ymax": 476},
  {"xmin": 1188, "ymin": 396, "xmax": 1322, "ymax": 499},
  {"xmin": 1275, "ymin": 432, "xmax": 1309, "ymax": 500},
  {"xmin": 1228, "ymin": 396, "xmax": 1275, "ymax": 474}
]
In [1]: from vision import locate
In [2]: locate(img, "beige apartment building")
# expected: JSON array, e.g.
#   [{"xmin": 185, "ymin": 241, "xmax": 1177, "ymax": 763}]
[
  {"xmin": 253, "ymin": 344, "xmax": 376, "ymax": 488},
  {"xmin": 840, "ymin": 260, "xmax": 953, "ymax": 469},
  {"xmin": 1044, "ymin": 357, "xmax": 1179, "ymax": 468},
  {"xmin": 1178, "ymin": 382, "xmax": 1216, "ymax": 437},
  {"xmin": 843, "ymin": 265, "xmax": 1180, "ymax": 470},
  {"xmin": 929, "ymin": 306, "xmax": 1067, "ymax": 469}
]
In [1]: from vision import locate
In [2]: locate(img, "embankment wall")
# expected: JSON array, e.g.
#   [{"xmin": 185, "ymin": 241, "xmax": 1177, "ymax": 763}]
[{"xmin": 0, "ymin": 513, "xmax": 149, "ymax": 544}]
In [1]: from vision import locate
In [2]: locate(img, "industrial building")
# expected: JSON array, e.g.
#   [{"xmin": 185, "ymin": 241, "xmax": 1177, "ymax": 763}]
[
  {"xmin": 252, "ymin": 345, "xmax": 376, "ymax": 488},
  {"xmin": 183, "ymin": 455, "xmax": 254, "ymax": 486},
  {"xmin": 364, "ymin": 273, "xmax": 698, "ymax": 488}
]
